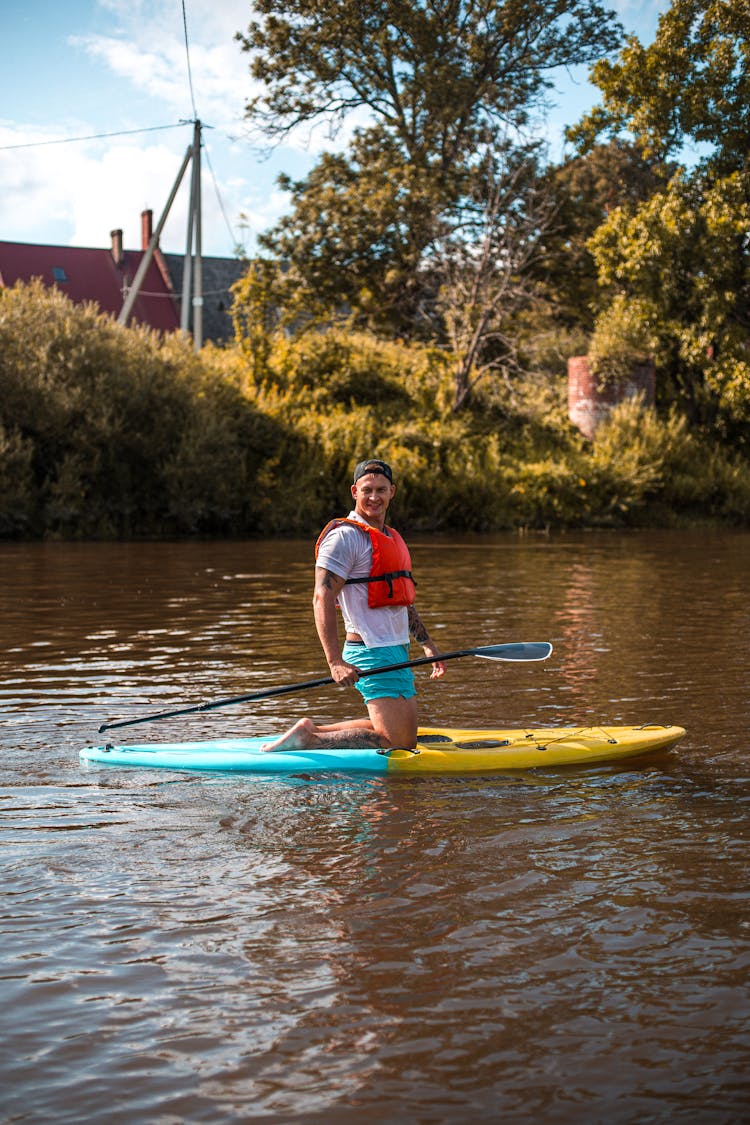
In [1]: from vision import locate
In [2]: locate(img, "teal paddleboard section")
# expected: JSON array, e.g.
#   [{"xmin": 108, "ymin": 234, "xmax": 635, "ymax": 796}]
[{"xmin": 80, "ymin": 738, "xmax": 390, "ymax": 774}]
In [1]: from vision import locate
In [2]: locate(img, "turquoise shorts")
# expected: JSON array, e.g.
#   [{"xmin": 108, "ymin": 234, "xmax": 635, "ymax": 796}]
[{"xmin": 342, "ymin": 642, "xmax": 416, "ymax": 703}]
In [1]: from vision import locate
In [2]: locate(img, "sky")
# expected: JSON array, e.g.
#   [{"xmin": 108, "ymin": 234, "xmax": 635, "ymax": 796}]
[{"xmin": 0, "ymin": 0, "xmax": 668, "ymax": 260}]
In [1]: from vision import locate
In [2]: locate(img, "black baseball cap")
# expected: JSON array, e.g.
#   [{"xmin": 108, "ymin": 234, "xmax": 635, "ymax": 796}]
[{"xmin": 353, "ymin": 459, "xmax": 393, "ymax": 483}]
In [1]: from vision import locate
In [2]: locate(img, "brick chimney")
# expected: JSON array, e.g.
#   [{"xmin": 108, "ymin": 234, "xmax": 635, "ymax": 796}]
[
  {"xmin": 110, "ymin": 228, "xmax": 124, "ymax": 266},
  {"xmin": 141, "ymin": 209, "xmax": 154, "ymax": 250},
  {"xmin": 141, "ymin": 207, "xmax": 176, "ymax": 304}
]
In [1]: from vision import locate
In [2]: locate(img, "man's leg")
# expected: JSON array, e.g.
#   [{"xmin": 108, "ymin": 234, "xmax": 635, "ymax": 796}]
[
  {"xmin": 260, "ymin": 718, "xmax": 384, "ymax": 752},
  {"xmin": 261, "ymin": 643, "xmax": 417, "ymax": 753},
  {"xmin": 260, "ymin": 696, "xmax": 417, "ymax": 753},
  {"xmin": 366, "ymin": 695, "xmax": 418, "ymax": 748}
]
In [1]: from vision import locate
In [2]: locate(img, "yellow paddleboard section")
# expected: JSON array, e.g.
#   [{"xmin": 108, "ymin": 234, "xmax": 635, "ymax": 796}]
[{"xmin": 384, "ymin": 724, "xmax": 687, "ymax": 772}]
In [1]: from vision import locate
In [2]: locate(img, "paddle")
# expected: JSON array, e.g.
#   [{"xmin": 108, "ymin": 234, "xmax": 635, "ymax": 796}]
[{"xmin": 97, "ymin": 641, "xmax": 552, "ymax": 734}]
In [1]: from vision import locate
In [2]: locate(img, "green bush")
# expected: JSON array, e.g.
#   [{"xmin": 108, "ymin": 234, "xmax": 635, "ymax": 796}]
[
  {"xmin": 1, "ymin": 283, "xmax": 748, "ymax": 537},
  {"xmin": 582, "ymin": 396, "xmax": 750, "ymax": 526},
  {"xmin": 0, "ymin": 423, "xmax": 36, "ymax": 536},
  {"xmin": 588, "ymin": 296, "xmax": 658, "ymax": 386},
  {"xmin": 0, "ymin": 282, "xmax": 291, "ymax": 537}
]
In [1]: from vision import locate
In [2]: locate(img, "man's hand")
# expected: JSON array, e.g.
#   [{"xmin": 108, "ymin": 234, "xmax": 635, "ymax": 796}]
[
  {"xmin": 422, "ymin": 643, "xmax": 446, "ymax": 680},
  {"xmin": 329, "ymin": 657, "xmax": 361, "ymax": 687}
]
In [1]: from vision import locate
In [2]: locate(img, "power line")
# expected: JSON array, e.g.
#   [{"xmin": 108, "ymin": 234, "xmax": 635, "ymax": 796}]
[
  {"xmin": 204, "ymin": 143, "xmax": 241, "ymax": 252},
  {"xmin": 0, "ymin": 123, "xmax": 185, "ymax": 152},
  {"xmin": 180, "ymin": 3, "xmax": 242, "ymax": 253},
  {"xmin": 181, "ymin": 0, "xmax": 199, "ymax": 121}
]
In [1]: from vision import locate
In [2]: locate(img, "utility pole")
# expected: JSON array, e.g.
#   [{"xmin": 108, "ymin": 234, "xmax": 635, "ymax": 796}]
[
  {"xmin": 190, "ymin": 120, "xmax": 203, "ymax": 349},
  {"xmin": 118, "ymin": 120, "xmax": 203, "ymax": 352}
]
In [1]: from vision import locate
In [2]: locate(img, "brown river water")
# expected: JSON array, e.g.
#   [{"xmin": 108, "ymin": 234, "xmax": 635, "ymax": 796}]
[{"xmin": 1, "ymin": 531, "xmax": 749, "ymax": 1123}]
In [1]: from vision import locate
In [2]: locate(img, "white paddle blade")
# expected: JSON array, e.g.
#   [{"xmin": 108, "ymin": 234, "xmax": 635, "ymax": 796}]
[{"xmin": 474, "ymin": 642, "xmax": 552, "ymax": 662}]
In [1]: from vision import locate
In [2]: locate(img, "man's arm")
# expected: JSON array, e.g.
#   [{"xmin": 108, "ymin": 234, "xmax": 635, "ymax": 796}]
[
  {"xmin": 313, "ymin": 566, "xmax": 361, "ymax": 685},
  {"xmin": 407, "ymin": 605, "xmax": 446, "ymax": 679}
]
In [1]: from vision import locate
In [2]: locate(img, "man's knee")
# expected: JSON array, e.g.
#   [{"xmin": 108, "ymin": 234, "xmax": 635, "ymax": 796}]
[{"xmin": 368, "ymin": 700, "xmax": 418, "ymax": 748}]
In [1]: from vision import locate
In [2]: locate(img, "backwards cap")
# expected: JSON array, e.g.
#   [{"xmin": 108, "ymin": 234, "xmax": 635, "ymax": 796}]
[{"xmin": 353, "ymin": 459, "xmax": 393, "ymax": 483}]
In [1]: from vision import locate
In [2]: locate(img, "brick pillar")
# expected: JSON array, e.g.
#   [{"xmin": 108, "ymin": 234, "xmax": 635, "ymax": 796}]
[{"xmin": 568, "ymin": 355, "xmax": 655, "ymax": 439}]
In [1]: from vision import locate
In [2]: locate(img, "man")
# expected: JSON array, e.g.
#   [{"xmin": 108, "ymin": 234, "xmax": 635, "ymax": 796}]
[{"xmin": 262, "ymin": 458, "xmax": 445, "ymax": 752}]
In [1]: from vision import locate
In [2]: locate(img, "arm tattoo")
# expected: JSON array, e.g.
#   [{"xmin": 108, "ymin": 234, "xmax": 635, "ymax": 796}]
[
  {"xmin": 319, "ymin": 569, "xmax": 339, "ymax": 591},
  {"xmin": 407, "ymin": 605, "xmax": 430, "ymax": 645}
]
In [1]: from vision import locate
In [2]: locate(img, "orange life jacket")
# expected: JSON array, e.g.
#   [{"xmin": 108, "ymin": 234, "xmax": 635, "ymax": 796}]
[{"xmin": 315, "ymin": 518, "xmax": 416, "ymax": 607}]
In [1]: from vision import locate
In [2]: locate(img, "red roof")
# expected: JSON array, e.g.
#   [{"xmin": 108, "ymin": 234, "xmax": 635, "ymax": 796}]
[{"xmin": 0, "ymin": 240, "xmax": 180, "ymax": 333}]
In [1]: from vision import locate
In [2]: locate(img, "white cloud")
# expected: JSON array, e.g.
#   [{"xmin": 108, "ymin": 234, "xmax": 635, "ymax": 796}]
[
  {"xmin": 70, "ymin": 5, "xmax": 254, "ymax": 129},
  {"xmin": 1, "ymin": 125, "xmax": 186, "ymax": 249},
  {"xmin": 70, "ymin": 141, "xmax": 195, "ymax": 250},
  {"xmin": 0, "ymin": 0, "xmax": 302, "ymax": 257},
  {"xmin": 72, "ymin": 0, "xmax": 365, "ymax": 157},
  {"xmin": 0, "ymin": 114, "xmax": 303, "ymax": 259}
]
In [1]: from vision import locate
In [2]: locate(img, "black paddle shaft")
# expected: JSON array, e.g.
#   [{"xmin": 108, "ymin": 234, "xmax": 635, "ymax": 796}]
[{"xmin": 97, "ymin": 642, "xmax": 552, "ymax": 733}]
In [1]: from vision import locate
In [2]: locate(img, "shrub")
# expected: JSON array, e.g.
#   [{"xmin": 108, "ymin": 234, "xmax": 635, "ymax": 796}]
[
  {"xmin": 1, "ymin": 285, "xmax": 748, "ymax": 537},
  {"xmin": 0, "ymin": 424, "xmax": 36, "ymax": 536},
  {"xmin": 0, "ymin": 282, "xmax": 290, "ymax": 537}
]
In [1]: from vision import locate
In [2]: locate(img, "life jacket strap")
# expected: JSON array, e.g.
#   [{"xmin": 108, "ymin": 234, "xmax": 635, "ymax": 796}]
[{"xmin": 346, "ymin": 570, "xmax": 415, "ymax": 599}]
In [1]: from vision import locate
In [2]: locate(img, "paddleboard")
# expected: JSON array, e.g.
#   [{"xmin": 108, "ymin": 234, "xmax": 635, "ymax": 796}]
[{"xmin": 80, "ymin": 724, "xmax": 685, "ymax": 774}]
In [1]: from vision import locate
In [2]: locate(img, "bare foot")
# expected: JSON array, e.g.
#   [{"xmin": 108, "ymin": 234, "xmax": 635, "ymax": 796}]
[
  {"xmin": 260, "ymin": 718, "xmax": 317, "ymax": 753},
  {"xmin": 260, "ymin": 719, "xmax": 389, "ymax": 753}
]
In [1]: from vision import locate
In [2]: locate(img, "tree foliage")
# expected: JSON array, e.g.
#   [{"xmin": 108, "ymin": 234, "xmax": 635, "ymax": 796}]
[
  {"xmin": 570, "ymin": 0, "xmax": 750, "ymax": 172},
  {"xmin": 259, "ymin": 138, "xmax": 444, "ymax": 334},
  {"xmin": 539, "ymin": 140, "xmax": 675, "ymax": 331},
  {"xmin": 240, "ymin": 0, "xmax": 623, "ymax": 159},
  {"xmin": 237, "ymin": 0, "xmax": 623, "ymax": 340},
  {"xmin": 570, "ymin": 0, "xmax": 750, "ymax": 439},
  {"xmin": 589, "ymin": 171, "xmax": 750, "ymax": 432},
  {"xmin": 432, "ymin": 142, "xmax": 556, "ymax": 410}
]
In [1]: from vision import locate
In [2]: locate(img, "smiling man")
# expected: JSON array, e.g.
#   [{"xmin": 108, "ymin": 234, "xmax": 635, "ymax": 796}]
[{"xmin": 261, "ymin": 458, "xmax": 445, "ymax": 752}]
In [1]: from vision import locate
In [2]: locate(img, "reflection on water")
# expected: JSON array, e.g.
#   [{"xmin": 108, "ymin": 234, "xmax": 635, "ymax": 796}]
[
  {"xmin": 1, "ymin": 531, "xmax": 750, "ymax": 1122},
  {"xmin": 552, "ymin": 562, "xmax": 604, "ymax": 701}
]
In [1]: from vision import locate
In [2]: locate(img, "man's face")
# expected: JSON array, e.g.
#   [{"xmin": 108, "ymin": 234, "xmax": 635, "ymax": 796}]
[{"xmin": 351, "ymin": 473, "xmax": 396, "ymax": 526}]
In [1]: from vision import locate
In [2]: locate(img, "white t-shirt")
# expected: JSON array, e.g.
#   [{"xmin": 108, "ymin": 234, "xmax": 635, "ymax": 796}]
[{"xmin": 316, "ymin": 512, "xmax": 410, "ymax": 648}]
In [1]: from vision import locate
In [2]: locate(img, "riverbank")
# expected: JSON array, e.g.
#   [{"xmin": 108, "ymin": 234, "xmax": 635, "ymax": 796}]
[{"xmin": 2, "ymin": 283, "xmax": 749, "ymax": 539}]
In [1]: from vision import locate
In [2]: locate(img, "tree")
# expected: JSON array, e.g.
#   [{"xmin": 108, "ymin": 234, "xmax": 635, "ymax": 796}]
[
  {"xmin": 240, "ymin": 0, "xmax": 623, "ymax": 161},
  {"xmin": 538, "ymin": 140, "xmax": 674, "ymax": 332},
  {"xmin": 569, "ymin": 0, "xmax": 750, "ymax": 173},
  {"xmin": 571, "ymin": 0, "xmax": 750, "ymax": 438},
  {"xmin": 589, "ymin": 171, "xmax": 750, "ymax": 434},
  {"xmin": 257, "ymin": 133, "xmax": 446, "ymax": 336},
  {"xmin": 433, "ymin": 141, "xmax": 556, "ymax": 411},
  {"xmin": 237, "ymin": 0, "xmax": 623, "ymax": 336}
]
